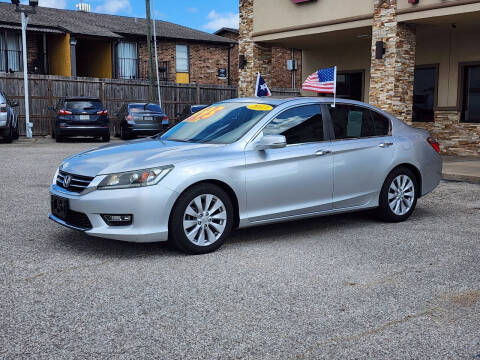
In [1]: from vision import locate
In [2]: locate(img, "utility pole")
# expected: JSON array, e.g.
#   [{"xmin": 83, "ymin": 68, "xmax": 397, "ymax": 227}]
[
  {"xmin": 145, "ymin": 0, "xmax": 156, "ymax": 102},
  {"xmin": 152, "ymin": 0, "xmax": 162, "ymax": 108},
  {"xmin": 13, "ymin": 0, "xmax": 38, "ymax": 138}
]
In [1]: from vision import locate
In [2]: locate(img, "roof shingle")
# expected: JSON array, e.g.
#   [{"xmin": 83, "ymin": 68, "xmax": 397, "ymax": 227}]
[{"xmin": 0, "ymin": 3, "xmax": 236, "ymax": 44}]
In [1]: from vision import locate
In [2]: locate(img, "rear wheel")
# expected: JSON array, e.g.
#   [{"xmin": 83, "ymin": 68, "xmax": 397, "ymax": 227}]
[
  {"xmin": 101, "ymin": 133, "xmax": 110, "ymax": 142},
  {"xmin": 120, "ymin": 125, "xmax": 130, "ymax": 140},
  {"xmin": 4, "ymin": 125, "xmax": 13, "ymax": 143},
  {"xmin": 13, "ymin": 124, "xmax": 19, "ymax": 140},
  {"xmin": 377, "ymin": 167, "xmax": 418, "ymax": 222},
  {"xmin": 169, "ymin": 183, "xmax": 234, "ymax": 254}
]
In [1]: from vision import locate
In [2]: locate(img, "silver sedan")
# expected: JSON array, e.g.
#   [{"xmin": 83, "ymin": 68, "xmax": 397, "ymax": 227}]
[{"xmin": 49, "ymin": 97, "xmax": 442, "ymax": 254}]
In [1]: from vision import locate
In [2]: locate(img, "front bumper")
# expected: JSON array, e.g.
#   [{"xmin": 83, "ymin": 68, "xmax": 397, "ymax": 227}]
[{"xmin": 49, "ymin": 183, "xmax": 179, "ymax": 242}]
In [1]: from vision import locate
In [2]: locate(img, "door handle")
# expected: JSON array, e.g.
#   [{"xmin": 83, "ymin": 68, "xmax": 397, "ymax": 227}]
[
  {"xmin": 315, "ymin": 149, "xmax": 332, "ymax": 156},
  {"xmin": 378, "ymin": 142, "xmax": 393, "ymax": 148}
]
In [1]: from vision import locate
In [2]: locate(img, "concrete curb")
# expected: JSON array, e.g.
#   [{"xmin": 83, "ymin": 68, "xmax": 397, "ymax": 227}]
[{"xmin": 442, "ymin": 173, "xmax": 480, "ymax": 184}]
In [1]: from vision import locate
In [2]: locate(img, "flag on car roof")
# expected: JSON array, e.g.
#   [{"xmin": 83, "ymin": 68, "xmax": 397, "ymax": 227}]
[{"xmin": 255, "ymin": 73, "xmax": 272, "ymax": 97}]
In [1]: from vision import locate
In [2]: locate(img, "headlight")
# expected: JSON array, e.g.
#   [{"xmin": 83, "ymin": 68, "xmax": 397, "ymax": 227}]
[{"xmin": 97, "ymin": 166, "xmax": 173, "ymax": 190}]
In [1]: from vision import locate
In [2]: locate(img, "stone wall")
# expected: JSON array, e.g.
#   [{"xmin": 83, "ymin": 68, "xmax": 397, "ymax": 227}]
[
  {"xmin": 369, "ymin": 0, "xmax": 416, "ymax": 124},
  {"xmin": 412, "ymin": 111, "xmax": 480, "ymax": 156},
  {"xmin": 239, "ymin": 0, "xmax": 273, "ymax": 97}
]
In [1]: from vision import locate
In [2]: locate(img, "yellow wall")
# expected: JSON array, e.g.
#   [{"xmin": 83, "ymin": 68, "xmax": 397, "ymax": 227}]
[
  {"xmin": 77, "ymin": 40, "xmax": 112, "ymax": 78},
  {"xmin": 176, "ymin": 73, "xmax": 190, "ymax": 84},
  {"xmin": 48, "ymin": 34, "xmax": 71, "ymax": 77}
]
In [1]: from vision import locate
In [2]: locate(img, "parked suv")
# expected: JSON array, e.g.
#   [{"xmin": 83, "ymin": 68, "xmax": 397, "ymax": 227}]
[
  {"xmin": 0, "ymin": 90, "xmax": 19, "ymax": 143},
  {"xmin": 49, "ymin": 97, "xmax": 110, "ymax": 142},
  {"xmin": 114, "ymin": 103, "xmax": 169, "ymax": 140}
]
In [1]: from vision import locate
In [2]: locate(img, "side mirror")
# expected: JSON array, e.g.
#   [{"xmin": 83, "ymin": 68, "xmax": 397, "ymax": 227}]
[
  {"xmin": 255, "ymin": 134, "xmax": 287, "ymax": 150},
  {"xmin": 11, "ymin": 101, "xmax": 19, "ymax": 107}
]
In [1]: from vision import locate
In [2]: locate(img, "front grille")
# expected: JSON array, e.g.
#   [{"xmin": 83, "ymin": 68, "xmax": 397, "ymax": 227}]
[
  {"xmin": 57, "ymin": 171, "xmax": 94, "ymax": 193},
  {"xmin": 66, "ymin": 210, "xmax": 92, "ymax": 230}
]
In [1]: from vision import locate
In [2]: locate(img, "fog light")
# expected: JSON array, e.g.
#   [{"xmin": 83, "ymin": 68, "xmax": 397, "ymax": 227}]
[{"xmin": 102, "ymin": 214, "xmax": 133, "ymax": 226}]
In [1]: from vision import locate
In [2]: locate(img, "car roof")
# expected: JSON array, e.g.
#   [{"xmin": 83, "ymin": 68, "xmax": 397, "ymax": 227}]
[{"xmin": 219, "ymin": 97, "xmax": 384, "ymax": 110}]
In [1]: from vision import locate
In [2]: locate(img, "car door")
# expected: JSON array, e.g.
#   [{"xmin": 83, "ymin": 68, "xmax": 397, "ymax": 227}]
[
  {"xmin": 244, "ymin": 104, "xmax": 334, "ymax": 223},
  {"xmin": 325, "ymin": 103, "xmax": 395, "ymax": 209}
]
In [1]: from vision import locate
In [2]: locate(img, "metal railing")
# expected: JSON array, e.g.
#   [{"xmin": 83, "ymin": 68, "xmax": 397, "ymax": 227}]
[{"xmin": 0, "ymin": 49, "xmax": 23, "ymax": 73}]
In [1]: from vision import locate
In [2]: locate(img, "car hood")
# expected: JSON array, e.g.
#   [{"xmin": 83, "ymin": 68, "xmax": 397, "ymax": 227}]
[{"xmin": 60, "ymin": 138, "xmax": 225, "ymax": 177}]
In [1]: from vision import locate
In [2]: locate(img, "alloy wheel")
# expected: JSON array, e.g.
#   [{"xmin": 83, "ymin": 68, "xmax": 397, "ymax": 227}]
[
  {"xmin": 183, "ymin": 194, "xmax": 227, "ymax": 246},
  {"xmin": 388, "ymin": 175, "xmax": 415, "ymax": 216}
]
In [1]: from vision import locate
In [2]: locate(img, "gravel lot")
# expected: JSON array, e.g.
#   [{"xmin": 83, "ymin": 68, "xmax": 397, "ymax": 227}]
[{"xmin": 1, "ymin": 138, "xmax": 479, "ymax": 359}]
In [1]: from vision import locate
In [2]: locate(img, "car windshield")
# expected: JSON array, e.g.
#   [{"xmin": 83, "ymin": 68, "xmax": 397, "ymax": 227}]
[
  {"xmin": 161, "ymin": 102, "xmax": 275, "ymax": 144},
  {"xmin": 65, "ymin": 100, "xmax": 103, "ymax": 111}
]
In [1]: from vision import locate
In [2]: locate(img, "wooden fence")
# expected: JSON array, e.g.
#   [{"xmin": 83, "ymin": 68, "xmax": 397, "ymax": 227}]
[{"xmin": 0, "ymin": 73, "xmax": 238, "ymax": 136}]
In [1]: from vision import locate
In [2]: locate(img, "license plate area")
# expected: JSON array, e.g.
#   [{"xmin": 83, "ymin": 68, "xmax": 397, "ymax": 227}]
[
  {"xmin": 79, "ymin": 114, "xmax": 90, "ymax": 120},
  {"xmin": 143, "ymin": 116, "xmax": 153, "ymax": 121},
  {"xmin": 51, "ymin": 195, "xmax": 69, "ymax": 220}
]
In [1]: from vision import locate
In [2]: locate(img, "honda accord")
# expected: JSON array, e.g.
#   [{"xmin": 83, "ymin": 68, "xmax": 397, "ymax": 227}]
[{"xmin": 49, "ymin": 97, "xmax": 442, "ymax": 254}]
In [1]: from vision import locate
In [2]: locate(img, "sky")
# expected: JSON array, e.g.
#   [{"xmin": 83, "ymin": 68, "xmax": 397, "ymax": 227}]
[{"xmin": 3, "ymin": 0, "xmax": 239, "ymax": 33}]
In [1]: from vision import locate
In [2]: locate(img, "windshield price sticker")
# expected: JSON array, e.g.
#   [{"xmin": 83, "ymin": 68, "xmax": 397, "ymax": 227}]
[
  {"xmin": 186, "ymin": 106, "xmax": 225, "ymax": 122},
  {"xmin": 247, "ymin": 104, "xmax": 273, "ymax": 111}
]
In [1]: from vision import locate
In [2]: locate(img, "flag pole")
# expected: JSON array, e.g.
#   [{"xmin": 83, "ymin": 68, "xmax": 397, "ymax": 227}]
[
  {"xmin": 255, "ymin": 72, "xmax": 260, "ymax": 97},
  {"xmin": 333, "ymin": 66, "xmax": 337, "ymax": 108}
]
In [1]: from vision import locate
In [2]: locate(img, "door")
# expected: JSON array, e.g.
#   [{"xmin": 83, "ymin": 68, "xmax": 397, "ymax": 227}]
[
  {"xmin": 244, "ymin": 104, "xmax": 334, "ymax": 222},
  {"xmin": 326, "ymin": 104, "xmax": 395, "ymax": 209}
]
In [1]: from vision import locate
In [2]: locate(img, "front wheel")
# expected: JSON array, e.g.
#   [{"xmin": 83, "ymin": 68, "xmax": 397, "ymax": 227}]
[
  {"xmin": 169, "ymin": 183, "xmax": 234, "ymax": 254},
  {"xmin": 377, "ymin": 167, "xmax": 418, "ymax": 222}
]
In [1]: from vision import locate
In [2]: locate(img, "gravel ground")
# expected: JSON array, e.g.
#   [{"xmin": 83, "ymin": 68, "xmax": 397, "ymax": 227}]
[{"xmin": 1, "ymin": 138, "xmax": 480, "ymax": 359}]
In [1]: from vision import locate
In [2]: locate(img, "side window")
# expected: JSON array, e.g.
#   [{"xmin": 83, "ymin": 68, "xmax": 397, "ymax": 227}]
[
  {"xmin": 263, "ymin": 105, "xmax": 324, "ymax": 145},
  {"xmin": 371, "ymin": 111, "xmax": 390, "ymax": 136},
  {"xmin": 329, "ymin": 104, "xmax": 375, "ymax": 140}
]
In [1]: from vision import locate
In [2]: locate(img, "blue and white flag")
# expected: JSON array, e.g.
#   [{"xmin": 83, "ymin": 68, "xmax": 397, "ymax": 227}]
[{"xmin": 255, "ymin": 73, "xmax": 272, "ymax": 97}]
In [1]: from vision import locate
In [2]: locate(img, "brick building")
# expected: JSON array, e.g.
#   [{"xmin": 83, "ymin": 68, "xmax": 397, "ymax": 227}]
[
  {"xmin": 239, "ymin": 0, "xmax": 480, "ymax": 156},
  {"xmin": 0, "ymin": 3, "xmax": 235, "ymax": 86}
]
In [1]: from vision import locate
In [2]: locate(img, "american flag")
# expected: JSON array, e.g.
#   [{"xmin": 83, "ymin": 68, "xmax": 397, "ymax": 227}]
[{"xmin": 302, "ymin": 66, "xmax": 337, "ymax": 93}]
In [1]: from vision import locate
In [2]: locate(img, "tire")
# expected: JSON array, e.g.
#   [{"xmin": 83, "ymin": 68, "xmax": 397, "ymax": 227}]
[
  {"xmin": 51, "ymin": 127, "xmax": 56, "ymax": 139},
  {"xmin": 120, "ymin": 125, "xmax": 130, "ymax": 140},
  {"xmin": 55, "ymin": 135, "xmax": 63, "ymax": 143},
  {"xmin": 377, "ymin": 167, "xmax": 418, "ymax": 222},
  {"xmin": 101, "ymin": 133, "xmax": 110, "ymax": 142},
  {"xmin": 169, "ymin": 183, "xmax": 234, "ymax": 255},
  {"xmin": 4, "ymin": 125, "xmax": 13, "ymax": 143}
]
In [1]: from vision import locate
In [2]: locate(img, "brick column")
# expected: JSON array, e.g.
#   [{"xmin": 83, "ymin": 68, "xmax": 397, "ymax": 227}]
[
  {"xmin": 238, "ymin": 0, "xmax": 272, "ymax": 97},
  {"xmin": 369, "ymin": 0, "xmax": 416, "ymax": 124}
]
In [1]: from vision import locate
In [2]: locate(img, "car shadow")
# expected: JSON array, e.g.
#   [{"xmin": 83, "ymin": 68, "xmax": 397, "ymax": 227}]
[{"xmin": 52, "ymin": 206, "xmax": 434, "ymax": 257}]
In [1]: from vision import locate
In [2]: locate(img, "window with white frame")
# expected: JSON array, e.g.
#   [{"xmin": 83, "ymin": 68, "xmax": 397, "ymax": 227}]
[
  {"xmin": 117, "ymin": 42, "xmax": 138, "ymax": 79},
  {"xmin": 0, "ymin": 31, "xmax": 23, "ymax": 73},
  {"xmin": 176, "ymin": 45, "xmax": 189, "ymax": 73}
]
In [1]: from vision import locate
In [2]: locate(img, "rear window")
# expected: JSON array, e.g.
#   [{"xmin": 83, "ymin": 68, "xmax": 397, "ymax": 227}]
[
  {"xmin": 65, "ymin": 100, "xmax": 103, "ymax": 111},
  {"xmin": 128, "ymin": 104, "xmax": 145, "ymax": 113},
  {"xmin": 146, "ymin": 104, "xmax": 163, "ymax": 113}
]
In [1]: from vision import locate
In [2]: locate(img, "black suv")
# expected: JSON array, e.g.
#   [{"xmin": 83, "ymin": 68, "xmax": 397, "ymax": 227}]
[{"xmin": 49, "ymin": 97, "xmax": 110, "ymax": 142}]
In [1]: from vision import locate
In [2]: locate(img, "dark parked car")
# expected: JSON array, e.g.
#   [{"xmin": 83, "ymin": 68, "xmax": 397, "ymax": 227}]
[
  {"xmin": 176, "ymin": 104, "xmax": 208, "ymax": 123},
  {"xmin": 0, "ymin": 90, "xmax": 19, "ymax": 143},
  {"xmin": 49, "ymin": 97, "xmax": 110, "ymax": 143},
  {"xmin": 114, "ymin": 103, "xmax": 169, "ymax": 140}
]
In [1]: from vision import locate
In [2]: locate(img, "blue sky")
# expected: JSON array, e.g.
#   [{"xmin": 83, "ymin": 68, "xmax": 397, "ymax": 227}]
[{"xmin": 4, "ymin": 0, "xmax": 239, "ymax": 33}]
